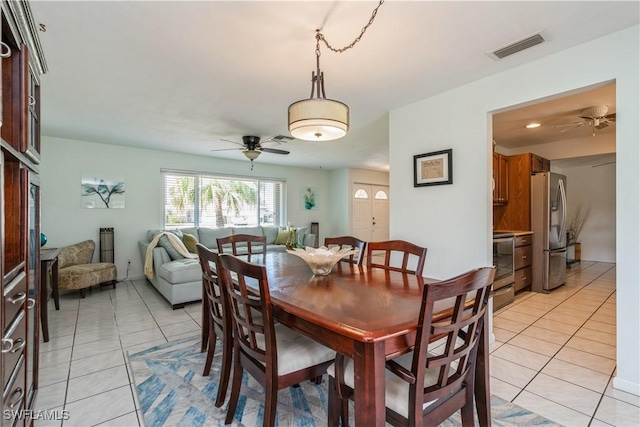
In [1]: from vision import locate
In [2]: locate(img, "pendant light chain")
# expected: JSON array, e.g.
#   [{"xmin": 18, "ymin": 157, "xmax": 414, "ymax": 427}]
[{"xmin": 316, "ymin": 0, "xmax": 385, "ymax": 54}]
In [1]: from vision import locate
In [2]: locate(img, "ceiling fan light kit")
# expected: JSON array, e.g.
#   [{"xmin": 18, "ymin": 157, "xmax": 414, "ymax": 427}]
[
  {"xmin": 288, "ymin": 0, "xmax": 384, "ymax": 142},
  {"xmin": 243, "ymin": 150, "xmax": 260, "ymax": 161}
]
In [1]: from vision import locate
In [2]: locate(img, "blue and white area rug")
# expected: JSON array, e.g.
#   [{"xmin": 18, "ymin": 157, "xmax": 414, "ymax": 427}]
[{"xmin": 128, "ymin": 335, "xmax": 563, "ymax": 427}]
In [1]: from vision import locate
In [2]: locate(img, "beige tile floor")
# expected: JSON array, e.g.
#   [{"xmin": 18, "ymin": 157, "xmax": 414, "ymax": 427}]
[{"xmin": 33, "ymin": 261, "xmax": 639, "ymax": 426}]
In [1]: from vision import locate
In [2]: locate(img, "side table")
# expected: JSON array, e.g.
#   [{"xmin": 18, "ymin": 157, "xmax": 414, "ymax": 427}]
[{"xmin": 40, "ymin": 247, "xmax": 61, "ymax": 342}]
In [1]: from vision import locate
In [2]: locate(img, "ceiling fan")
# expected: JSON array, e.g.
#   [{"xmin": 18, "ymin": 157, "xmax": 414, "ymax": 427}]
[
  {"xmin": 211, "ymin": 135, "xmax": 291, "ymax": 169},
  {"xmin": 555, "ymin": 105, "xmax": 616, "ymax": 136}
]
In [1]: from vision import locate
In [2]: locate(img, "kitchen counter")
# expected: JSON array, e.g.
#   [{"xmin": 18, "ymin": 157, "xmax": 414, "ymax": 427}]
[{"xmin": 494, "ymin": 229, "xmax": 533, "ymax": 236}]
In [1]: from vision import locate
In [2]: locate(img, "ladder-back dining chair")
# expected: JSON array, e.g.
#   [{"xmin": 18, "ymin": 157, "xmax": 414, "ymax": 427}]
[
  {"xmin": 324, "ymin": 236, "xmax": 366, "ymax": 266},
  {"xmin": 366, "ymin": 240, "xmax": 427, "ymax": 275},
  {"xmin": 195, "ymin": 244, "xmax": 233, "ymax": 408},
  {"xmin": 327, "ymin": 266, "xmax": 495, "ymax": 427},
  {"xmin": 216, "ymin": 234, "xmax": 267, "ymax": 264},
  {"xmin": 218, "ymin": 253, "xmax": 336, "ymax": 427}
]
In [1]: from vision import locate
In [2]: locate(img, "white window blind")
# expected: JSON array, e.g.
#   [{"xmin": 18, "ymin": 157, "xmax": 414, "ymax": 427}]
[{"xmin": 162, "ymin": 171, "xmax": 285, "ymax": 229}]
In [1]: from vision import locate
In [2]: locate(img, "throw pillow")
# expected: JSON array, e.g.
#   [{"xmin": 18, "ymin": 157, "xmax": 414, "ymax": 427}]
[
  {"xmin": 274, "ymin": 229, "xmax": 290, "ymax": 245},
  {"xmin": 183, "ymin": 233, "xmax": 199, "ymax": 253}
]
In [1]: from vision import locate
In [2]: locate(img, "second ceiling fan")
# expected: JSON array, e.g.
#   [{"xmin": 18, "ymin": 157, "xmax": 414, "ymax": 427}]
[{"xmin": 555, "ymin": 105, "xmax": 616, "ymax": 136}]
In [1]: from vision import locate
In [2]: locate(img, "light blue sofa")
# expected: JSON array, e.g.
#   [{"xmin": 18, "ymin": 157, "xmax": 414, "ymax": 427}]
[{"xmin": 137, "ymin": 226, "xmax": 314, "ymax": 309}]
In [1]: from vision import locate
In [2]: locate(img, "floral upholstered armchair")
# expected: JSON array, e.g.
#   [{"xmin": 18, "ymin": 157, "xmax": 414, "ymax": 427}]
[{"xmin": 58, "ymin": 240, "xmax": 117, "ymax": 298}]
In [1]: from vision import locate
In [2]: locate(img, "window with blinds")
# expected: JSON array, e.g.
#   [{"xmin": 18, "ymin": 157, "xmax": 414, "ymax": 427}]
[{"xmin": 162, "ymin": 171, "xmax": 285, "ymax": 228}]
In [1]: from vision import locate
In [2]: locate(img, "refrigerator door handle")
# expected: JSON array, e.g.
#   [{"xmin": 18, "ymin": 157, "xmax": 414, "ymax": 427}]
[{"xmin": 558, "ymin": 178, "xmax": 568, "ymax": 241}]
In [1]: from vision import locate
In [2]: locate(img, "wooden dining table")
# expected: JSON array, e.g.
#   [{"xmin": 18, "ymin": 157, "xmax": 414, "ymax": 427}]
[{"xmin": 250, "ymin": 252, "xmax": 492, "ymax": 427}]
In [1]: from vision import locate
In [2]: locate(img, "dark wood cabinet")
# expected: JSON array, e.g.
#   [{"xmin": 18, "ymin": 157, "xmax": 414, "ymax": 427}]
[
  {"xmin": 1, "ymin": 3, "xmax": 46, "ymax": 426},
  {"xmin": 492, "ymin": 152, "xmax": 509, "ymax": 205},
  {"xmin": 531, "ymin": 154, "xmax": 550, "ymax": 173},
  {"xmin": 493, "ymin": 152, "xmax": 550, "ymax": 231}
]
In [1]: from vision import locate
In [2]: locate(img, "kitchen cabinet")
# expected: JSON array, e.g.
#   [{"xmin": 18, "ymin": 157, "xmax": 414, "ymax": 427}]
[
  {"xmin": 514, "ymin": 233, "xmax": 533, "ymax": 292},
  {"xmin": 492, "ymin": 152, "xmax": 509, "ymax": 205},
  {"xmin": 1, "ymin": 3, "xmax": 46, "ymax": 426},
  {"xmin": 493, "ymin": 152, "xmax": 550, "ymax": 231},
  {"xmin": 531, "ymin": 154, "xmax": 550, "ymax": 173}
]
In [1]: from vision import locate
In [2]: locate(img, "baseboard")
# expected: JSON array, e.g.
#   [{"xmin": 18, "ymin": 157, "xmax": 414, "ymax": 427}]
[{"xmin": 613, "ymin": 376, "xmax": 640, "ymax": 397}]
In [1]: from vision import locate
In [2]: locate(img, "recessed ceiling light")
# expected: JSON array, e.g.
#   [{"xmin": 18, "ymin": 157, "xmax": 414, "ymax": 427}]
[{"xmin": 526, "ymin": 123, "xmax": 541, "ymax": 129}]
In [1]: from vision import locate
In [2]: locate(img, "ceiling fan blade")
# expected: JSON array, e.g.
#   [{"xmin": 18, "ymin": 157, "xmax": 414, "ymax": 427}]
[
  {"xmin": 219, "ymin": 138, "xmax": 245, "ymax": 147},
  {"xmin": 592, "ymin": 161, "xmax": 616, "ymax": 168},
  {"xmin": 595, "ymin": 122, "xmax": 609, "ymax": 130},
  {"xmin": 211, "ymin": 147, "xmax": 242, "ymax": 152},
  {"xmin": 554, "ymin": 121, "xmax": 585, "ymax": 128},
  {"xmin": 260, "ymin": 147, "xmax": 290, "ymax": 155},
  {"xmin": 605, "ymin": 113, "xmax": 616, "ymax": 122}
]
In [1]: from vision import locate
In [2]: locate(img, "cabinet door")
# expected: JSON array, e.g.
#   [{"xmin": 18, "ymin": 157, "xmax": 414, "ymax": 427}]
[
  {"xmin": 498, "ymin": 154, "xmax": 509, "ymax": 203},
  {"xmin": 493, "ymin": 153, "xmax": 509, "ymax": 204},
  {"xmin": 531, "ymin": 154, "xmax": 551, "ymax": 173},
  {"xmin": 25, "ymin": 171, "xmax": 39, "ymax": 410},
  {"xmin": 24, "ymin": 66, "xmax": 40, "ymax": 163}
]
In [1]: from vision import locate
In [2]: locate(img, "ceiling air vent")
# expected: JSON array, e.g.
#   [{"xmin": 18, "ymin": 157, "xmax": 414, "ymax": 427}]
[{"xmin": 487, "ymin": 30, "xmax": 550, "ymax": 61}]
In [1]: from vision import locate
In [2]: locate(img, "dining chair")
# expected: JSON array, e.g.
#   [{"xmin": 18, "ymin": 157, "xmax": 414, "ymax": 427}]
[
  {"xmin": 216, "ymin": 233, "xmax": 267, "ymax": 264},
  {"xmin": 324, "ymin": 236, "xmax": 366, "ymax": 266},
  {"xmin": 366, "ymin": 239, "xmax": 427, "ymax": 275},
  {"xmin": 218, "ymin": 253, "xmax": 336, "ymax": 427},
  {"xmin": 327, "ymin": 266, "xmax": 495, "ymax": 427},
  {"xmin": 195, "ymin": 244, "xmax": 233, "ymax": 408}
]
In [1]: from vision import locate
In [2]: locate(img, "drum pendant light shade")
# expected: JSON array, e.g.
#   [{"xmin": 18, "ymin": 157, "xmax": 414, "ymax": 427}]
[{"xmin": 288, "ymin": 98, "xmax": 349, "ymax": 141}]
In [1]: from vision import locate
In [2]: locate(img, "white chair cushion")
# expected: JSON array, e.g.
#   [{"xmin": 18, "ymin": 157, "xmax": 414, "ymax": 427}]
[
  {"xmin": 328, "ymin": 352, "xmax": 446, "ymax": 418},
  {"xmin": 256, "ymin": 323, "xmax": 335, "ymax": 376}
]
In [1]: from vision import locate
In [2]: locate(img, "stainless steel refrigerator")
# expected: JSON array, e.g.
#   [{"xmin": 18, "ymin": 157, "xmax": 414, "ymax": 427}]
[{"xmin": 531, "ymin": 172, "xmax": 568, "ymax": 292}]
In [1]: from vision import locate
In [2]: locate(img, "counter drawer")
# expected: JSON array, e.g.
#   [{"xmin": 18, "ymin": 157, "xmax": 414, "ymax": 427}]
[
  {"xmin": 515, "ymin": 234, "xmax": 532, "ymax": 247},
  {"xmin": 514, "ymin": 245, "xmax": 532, "ymax": 270},
  {"xmin": 3, "ymin": 272, "xmax": 27, "ymax": 328},
  {"xmin": 493, "ymin": 283, "xmax": 515, "ymax": 310},
  {"xmin": 515, "ymin": 266, "xmax": 532, "ymax": 292}
]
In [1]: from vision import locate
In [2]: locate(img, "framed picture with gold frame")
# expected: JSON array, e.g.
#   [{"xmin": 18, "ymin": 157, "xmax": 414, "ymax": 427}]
[{"xmin": 413, "ymin": 149, "xmax": 453, "ymax": 187}]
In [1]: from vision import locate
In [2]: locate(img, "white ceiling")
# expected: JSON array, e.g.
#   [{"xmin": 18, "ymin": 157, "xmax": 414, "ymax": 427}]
[{"xmin": 31, "ymin": 1, "xmax": 639, "ymax": 172}]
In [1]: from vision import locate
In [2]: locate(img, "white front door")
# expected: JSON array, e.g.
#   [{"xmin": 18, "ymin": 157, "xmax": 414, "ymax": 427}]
[
  {"xmin": 352, "ymin": 184, "xmax": 390, "ymax": 242},
  {"xmin": 371, "ymin": 186, "xmax": 389, "ymax": 241}
]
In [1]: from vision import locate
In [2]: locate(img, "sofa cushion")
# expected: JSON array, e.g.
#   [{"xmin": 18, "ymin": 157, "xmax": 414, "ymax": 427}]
[
  {"xmin": 197, "ymin": 227, "xmax": 233, "ymax": 248},
  {"xmin": 232, "ymin": 226, "xmax": 263, "ymax": 237},
  {"xmin": 147, "ymin": 229, "xmax": 183, "ymax": 242},
  {"xmin": 180, "ymin": 227, "xmax": 199, "ymax": 238},
  {"xmin": 295, "ymin": 227, "xmax": 308, "ymax": 245},
  {"xmin": 262, "ymin": 226, "xmax": 279, "ymax": 244},
  {"xmin": 158, "ymin": 258, "xmax": 201, "ymax": 284}
]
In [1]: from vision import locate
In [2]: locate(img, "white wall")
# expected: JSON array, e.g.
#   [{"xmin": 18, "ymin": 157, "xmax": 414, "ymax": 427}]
[
  {"xmin": 40, "ymin": 136, "xmax": 332, "ymax": 280},
  {"xmin": 556, "ymin": 163, "xmax": 616, "ymax": 262},
  {"xmin": 329, "ymin": 168, "xmax": 350, "ymax": 237},
  {"xmin": 389, "ymin": 26, "xmax": 639, "ymax": 395}
]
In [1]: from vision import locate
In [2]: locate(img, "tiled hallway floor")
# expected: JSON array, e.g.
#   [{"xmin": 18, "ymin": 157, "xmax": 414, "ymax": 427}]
[{"xmin": 34, "ymin": 262, "xmax": 638, "ymax": 426}]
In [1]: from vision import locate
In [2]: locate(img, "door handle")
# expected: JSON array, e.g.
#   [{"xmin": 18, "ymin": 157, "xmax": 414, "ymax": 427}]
[{"xmin": 8, "ymin": 292, "xmax": 27, "ymax": 305}]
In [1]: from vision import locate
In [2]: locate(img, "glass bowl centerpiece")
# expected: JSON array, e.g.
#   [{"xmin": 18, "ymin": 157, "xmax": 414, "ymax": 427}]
[{"xmin": 287, "ymin": 246, "xmax": 356, "ymax": 276}]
